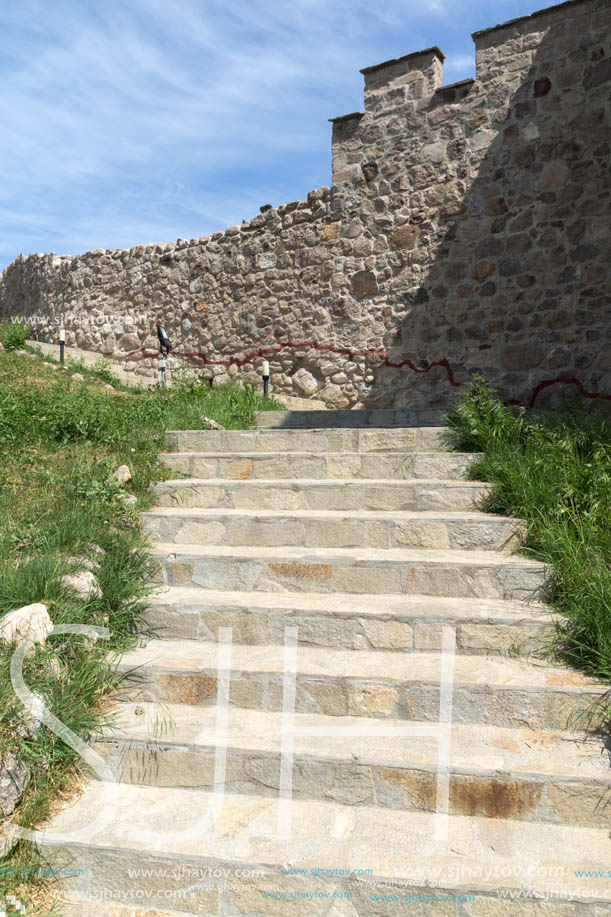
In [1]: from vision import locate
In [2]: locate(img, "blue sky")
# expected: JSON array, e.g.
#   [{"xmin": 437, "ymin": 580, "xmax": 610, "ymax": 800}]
[{"xmin": 1, "ymin": 0, "xmax": 559, "ymax": 269}]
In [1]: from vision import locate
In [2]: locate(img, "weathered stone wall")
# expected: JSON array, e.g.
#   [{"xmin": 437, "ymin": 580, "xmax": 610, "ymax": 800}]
[{"xmin": 1, "ymin": 0, "xmax": 609, "ymax": 410}]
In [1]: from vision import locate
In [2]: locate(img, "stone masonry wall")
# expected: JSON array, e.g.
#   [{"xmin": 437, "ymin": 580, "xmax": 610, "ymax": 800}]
[{"xmin": 0, "ymin": 0, "xmax": 609, "ymax": 411}]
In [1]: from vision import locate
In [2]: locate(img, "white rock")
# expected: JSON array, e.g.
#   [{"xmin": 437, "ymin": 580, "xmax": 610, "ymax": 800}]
[
  {"xmin": 71, "ymin": 372, "xmax": 85, "ymax": 381},
  {"xmin": 61, "ymin": 570, "xmax": 102, "ymax": 600},
  {"xmin": 0, "ymin": 752, "xmax": 29, "ymax": 817},
  {"xmin": 119, "ymin": 493, "xmax": 138, "ymax": 507},
  {"xmin": 522, "ymin": 120, "xmax": 540, "ymax": 142},
  {"xmin": 292, "ymin": 367, "xmax": 319, "ymax": 396},
  {"xmin": 17, "ymin": 693, "xmax": 46, "ymax": 739},
  {"xmin": 201, "ymin": 416, "xmax": 224, "ymax": 430},
  {"xmin": 0, "ymin": 603, "xmax": 53, "ymax": 646},
  {"xmin": 47, "ymin": 657, "xmax": 62, "ymax": 679},
  {"xmin": 111, "ymin": 464, "xmax": 132, "ymax": 483},
  {"xmin": 66, "ymin": 555, "xmax": 99, "ymax": 572}
]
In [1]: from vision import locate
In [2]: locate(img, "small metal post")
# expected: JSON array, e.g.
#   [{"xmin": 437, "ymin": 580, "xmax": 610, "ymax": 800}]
[
  {"xmin": 262, "ymin": 359, "xmax": 270, "ymax": 398},
  {"xmin": 157, "ymin": 324, "xmax": 172, "ymax": 390},
  {"xmin": 59, "ymin": 328, "xmax": 65, "ymax": 364}
]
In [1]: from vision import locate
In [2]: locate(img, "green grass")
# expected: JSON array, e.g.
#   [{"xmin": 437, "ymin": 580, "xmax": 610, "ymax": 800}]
[
  {"xmin": 445, "ymin": 377, "xmax": 611, "ymax": 686},
  {"xmin": 0, "ymin": 320, "xmax": 29, "ymax": 352},
  {"xmin": 0, "ymin": 349, "xmax": 282, "ymax": 910}
]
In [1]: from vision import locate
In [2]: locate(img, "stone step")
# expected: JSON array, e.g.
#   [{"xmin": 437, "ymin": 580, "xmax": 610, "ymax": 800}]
[
  {"xmin": 255, "ymin": 409, "xmax": 444, "ymax": 428},
  {"xmin": 142, "ymin": 508, "xmax": 524, "ymax": 553},
  {"xmin": 45, "ymin": 784, "xmax": 611, "ymax": 915},
  {"xmin": 93, "ymin": 703, "xmax": 610, "ymax": 828},
  {"xmin": 69, "ymin": 906, "xmax": 201, "ymax": 917},
  {"xmin": 150, "ymin": 543, "xmax": 548, "ymax": 601},
  {"xmin": 114, "ymin": 639, "xmax": 605, "ymax": 730},
  {"xmin": 164, "ymin": 426, "xmax": 451, "ymax": 454},
  {"xmin": 158, "ymin": 450, "xmax": 481, "ymax": 481},
  {"xmin": 151, "ymin": 478, "xmax": 491, "ymax": 512},
  {"xmin": 144, "ymin": 587, "xmax": 555, "ymax": 655}
]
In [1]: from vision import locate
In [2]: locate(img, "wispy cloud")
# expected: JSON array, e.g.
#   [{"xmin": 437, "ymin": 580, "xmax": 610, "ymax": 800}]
[{"xmin": 0, "ymin": 0, "xmax": 555, "ymax": 267}]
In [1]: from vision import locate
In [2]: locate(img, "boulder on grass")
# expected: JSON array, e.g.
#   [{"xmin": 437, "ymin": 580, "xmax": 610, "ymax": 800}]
[
  {"xmin": 111, "ymin": 464, "xmax": 132, "ymax": 484},
  {"xmin": 0, "ymin": 603, "xmax": 53, "ymax": 647},
  {"xmin": 61, "ymin": 570, "xmax": 102, "ymax": 600},
  {"xmin": 17, "ymin": 693, "xmax": 46, "ymax": 740},
  {"xmin": 201, "ymin": 416, "xmax": 224, "ymax": 430},
  {"xmin": 0, "ymin": 752, "xmax": 29, "ymax": 818}
]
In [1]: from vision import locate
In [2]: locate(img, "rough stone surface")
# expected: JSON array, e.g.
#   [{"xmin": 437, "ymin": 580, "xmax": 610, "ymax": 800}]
[
  {"xmin": 1, "ymin": 0, "xmax": 608, "ymax": 412},
  {"xmin": 141, "ymin": 507, "xmax": 523, "ymax": 552},
  {"xmin": 0, "ymin": 752, "xmax": 29, "ymax": 817},
  {"xmin": 201, "ymin": 416, "xmax": 224, "ymax": 430},
  {"xmin": 0, "ymin": 603, "xmax": 53, "ymax": 646},
  {"xmin": 61, "ymin": 570, "xmax": 102, "ymax": 600},
  {"xmin": 111, "ymin": 464, "xmax": 132, "ymax": 484},
  {"xmin": 44, "ymin": 785, "xmax": 611, "ymax": 910},
  {"xmin": 292, "ymin": 368, "xmax": 319, "ymax": 396}
]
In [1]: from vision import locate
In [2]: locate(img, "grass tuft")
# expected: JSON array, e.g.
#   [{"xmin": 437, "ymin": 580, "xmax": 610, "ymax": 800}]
[{"xmin": 445, "ymin": 376, "xmax": 611, "ymax": 683}]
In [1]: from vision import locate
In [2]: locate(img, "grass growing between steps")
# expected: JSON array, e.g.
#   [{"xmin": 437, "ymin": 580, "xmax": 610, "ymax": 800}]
[
  {"xmin": 0, "ymin": 349, "xmax": 281, "ymax": 912},
  {"xmin": 445, "ymin": 378, "xmax": 611, "ymax": 690}
]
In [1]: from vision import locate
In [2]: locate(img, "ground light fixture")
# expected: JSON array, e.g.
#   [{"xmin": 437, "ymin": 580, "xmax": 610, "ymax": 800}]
[
  {"xmin": 157, "ymin": 324, "xmax": 172, "ymax": 388},
  {"xmin": 262, "ymin": 359, "xmax": 270, "ymax": 397},
  {"xmin": 58, "ymin": 328, "xmax": 65, "ymax": 364}
]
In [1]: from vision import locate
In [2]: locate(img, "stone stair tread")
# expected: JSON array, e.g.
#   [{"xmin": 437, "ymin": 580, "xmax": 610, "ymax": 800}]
[
  {"xmin": 167, "ymin": 427, "xmax": 451, "ymax": 435},
  {"xmin": 147, "ymin": 586, "xmax": 553, "ymax": 621},
  {"xmin": 153, "ymin": 477, "xmax": 486, "ymax": 486},
  {"xmin": 254, "ymin": 409, "xmax": 444, "ymax": 428},
  {"xmin": 43, "ymin": 783, "xmax": 611, "ymax": 896},
  {"xmin": 143, "ymin": 507, "xmax": 517, "ymax": 523},
  {"xmin": 99, "ymin": 702, "xmax": 610, "ymax": 783},
  {"xmin": 117, "ymin": 638, "xmax": 604, "ymax": 691},
  {"xmin": 157, "ymin": 451, "xmax": 481, "ymax": 482},
  {"xmin": 151, "ymin": 541, "xmax": 543, "ymax": 568},
  {"xmin": 158, "ymin": 450, "xmax": 481, "ymax": 458},
  {"xmin": 164, "ymin": 427, "xmax": 453, "ymax": 454}
]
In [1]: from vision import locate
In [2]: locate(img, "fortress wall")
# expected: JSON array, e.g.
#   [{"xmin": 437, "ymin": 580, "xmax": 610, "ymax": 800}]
[{"xmin": 1, "ymin": 0, "xmax": 609, "ymax": 410}]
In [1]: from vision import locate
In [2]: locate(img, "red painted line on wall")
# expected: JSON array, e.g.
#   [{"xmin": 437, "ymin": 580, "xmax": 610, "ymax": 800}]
[
  {"xmin": 524, "ymin": 376, "xmax": 611, "ymax": 408},
  {"xmin": 126, "ymin": 341, "xmax": 463, "ymax": 387},
  {"xmin": 124, "ymin": 342, "xmax": 610, "ymax": 407}
]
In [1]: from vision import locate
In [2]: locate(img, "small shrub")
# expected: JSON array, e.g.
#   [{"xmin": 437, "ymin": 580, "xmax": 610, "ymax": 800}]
[
  {"xmin": 0, "ymin": 320, "xmax": 29, "ymax": 351},
  {"xmin": 93, "ymin": 356, "xmax": 119, "ymax": 386}
]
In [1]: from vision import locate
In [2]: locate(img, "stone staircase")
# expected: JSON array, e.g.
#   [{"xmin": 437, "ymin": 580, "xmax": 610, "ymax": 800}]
[{"xmin": 45, "ymin": 413, "xmax": 610, "ymax": 915}]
